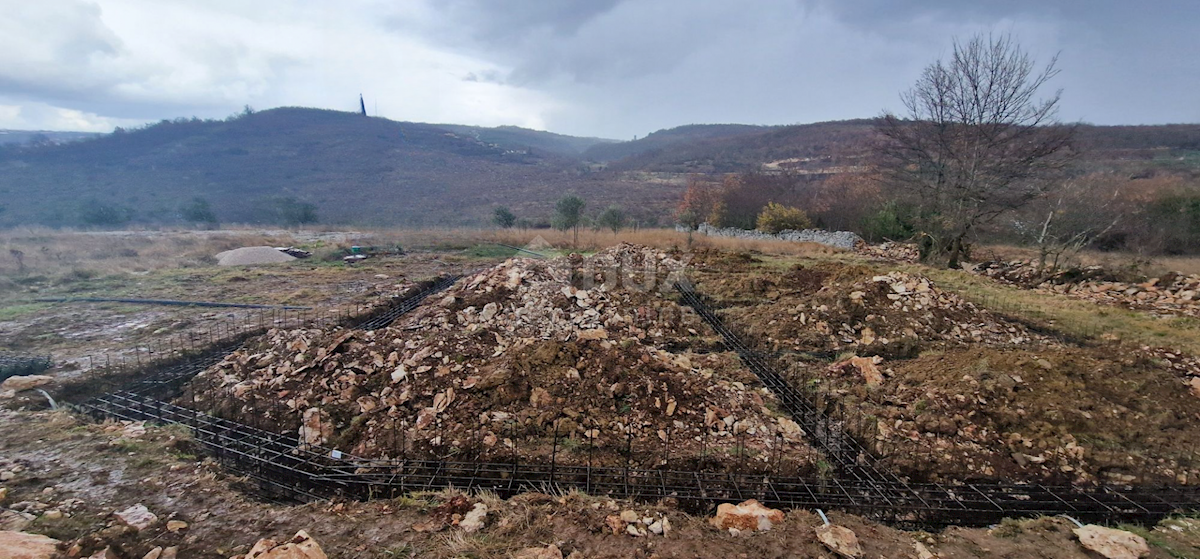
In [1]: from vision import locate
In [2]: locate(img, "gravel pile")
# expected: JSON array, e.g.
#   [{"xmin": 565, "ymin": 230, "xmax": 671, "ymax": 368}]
[
  {"xmin": 188, "ymin": 245, "xmax": 818, "ymax": 473},
  {"xmin": 215, "ymin": 246, "xmax": 298, "ymax": 266}
]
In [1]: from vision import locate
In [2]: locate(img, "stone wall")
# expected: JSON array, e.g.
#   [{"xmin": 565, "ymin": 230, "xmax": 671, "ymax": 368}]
[{"xmin": 677, "ymin": 224, "xmax": 863, "ymax": 250}]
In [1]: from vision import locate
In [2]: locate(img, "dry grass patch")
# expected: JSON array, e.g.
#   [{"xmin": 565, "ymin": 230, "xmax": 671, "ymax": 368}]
[{"xmin": 898, "ymin": 262, "xmax": 1200, "ymax": 354}]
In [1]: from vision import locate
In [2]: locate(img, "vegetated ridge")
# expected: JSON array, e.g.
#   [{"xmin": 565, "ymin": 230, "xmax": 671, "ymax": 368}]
[
  {"xmin": 0, "ymin": 106, "xmax": 1197, "ymax": 229},
  {"xmin": 0, "ymin": 108, "xmax": 665, "ymax": 228}
]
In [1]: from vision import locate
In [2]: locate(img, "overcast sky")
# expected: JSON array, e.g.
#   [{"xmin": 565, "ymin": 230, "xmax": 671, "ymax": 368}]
[{"xmin": 1, "ymin": 0, "xmax": 1197, "ymax": 138}]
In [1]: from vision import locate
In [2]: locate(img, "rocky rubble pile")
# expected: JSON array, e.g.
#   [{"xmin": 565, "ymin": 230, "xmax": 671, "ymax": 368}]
[
  {"xmin": 745, "ymin": 270, "xmax": 1043, "ymax": 356},
  {"xmin": 189, "ymin": 245, "xmax": 818, "ymax": 472},
  {"xmin": 855, "ymin": 242, "xmax": 920, "ymax": 262},
  {"xmin": 974, "ymin": 260, "xmax": 1200, "ymax": 318},
  {"xmin": 1138, "ymin": 347, "xmax": 1200, "ymax": 400}
]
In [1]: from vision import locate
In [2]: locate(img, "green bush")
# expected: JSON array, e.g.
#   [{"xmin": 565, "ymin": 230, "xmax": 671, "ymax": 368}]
[
  {"xmin": 493, "ymin": 206, "xmax": 516, "ymax": 228},
  {"xmin": 79, "ymin": 200, "xmax": 134, "ymax": 227},
  {"xmin": 860, "ymin": 202, "xmax": 916, "ymax": 242},
  {"xmin": 180, "ymin": 197, "xmax": 218, "ymax": 225},
  {"xmin": 755, "ymin": 202, "xmax": 812, "ymax": 233}
]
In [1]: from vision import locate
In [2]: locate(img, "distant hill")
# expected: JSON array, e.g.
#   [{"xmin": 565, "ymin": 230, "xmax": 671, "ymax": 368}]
[
  {"xmin": 591, "ymin": 120, "xmax": 1200, "ymax": 175},
  {"xmin": 600, "ymin": 120, "xmax": 879, "ymax": 174},
  {"xmin": 0, "ymin": 130, "xmax": 101, "ymax": 146},
  {"xmin": 1, "ymin": 108, "xmax": 1196, "ymax": 230},
  {"xmin": 434, "ymin": 124, "xmax": 616, "ymax": 156},
  {"xmin": 582, "ymin": 124, "xmax": 771, "ymax": 162},
  {"xmin": 0, "ymin": 108, "xmax": 672, "ymax": 228}
]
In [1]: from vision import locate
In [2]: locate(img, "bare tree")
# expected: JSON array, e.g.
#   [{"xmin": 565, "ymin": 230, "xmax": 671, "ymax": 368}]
[
  {"xmin": 1014, "ymin": 173, "xmax": 1125, "ymax": 275},
  {"xmin": 876, "ymin": 33, "xmax": 1076, "ymax": 267}
]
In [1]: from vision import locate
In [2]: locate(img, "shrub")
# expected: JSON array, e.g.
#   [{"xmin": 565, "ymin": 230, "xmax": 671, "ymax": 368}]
[
  {"xmin": 860, "ymin": 201, "xmax": 916, "ymax": 242},
  {"xmin": 180, "ymin": 197, "xmax": 218, "ymax": 225},
  {"xmin": 755, "ymin": 202, "xmax": 812, "ymax": 234},
  {"xmin": 596, "ymin": 205, "xmax": 626, "ymax": 234},
  {"xmin": 273, "ymin": 197, "xmax": 318, "ymax": 225},
  {"xmin": 79, "ymin": 200, "xmax": 134, "ymax": 227},
  {"xmin": 493, "ymin": 206, "xmax": 516, "ymax": 228}
]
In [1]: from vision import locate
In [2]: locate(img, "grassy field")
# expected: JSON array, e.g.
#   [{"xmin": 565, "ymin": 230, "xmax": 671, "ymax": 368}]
[{"xmin": 6, "ymin": 225, "xmax": 1200, "ymax": 356}]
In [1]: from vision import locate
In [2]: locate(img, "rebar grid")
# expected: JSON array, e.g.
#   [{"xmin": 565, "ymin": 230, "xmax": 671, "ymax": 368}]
[
  {"xmin": 69, "ymin": 274, "xmax": 1200, "ymax": 530},
  {"xmin": 352, "ymin": 275, "xmax": 463, "ymax": 331},
  {"xmin": 81, "ymin": 389, "xmax": 1200, "ymax": 529}
]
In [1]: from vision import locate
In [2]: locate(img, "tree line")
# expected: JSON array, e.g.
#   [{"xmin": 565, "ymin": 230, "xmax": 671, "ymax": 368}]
[{"xmin": 675, "ymin": 33, "xmax": 1200, "ymax": 268}]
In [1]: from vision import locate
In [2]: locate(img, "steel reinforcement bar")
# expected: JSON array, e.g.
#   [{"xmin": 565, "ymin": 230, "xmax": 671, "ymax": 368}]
[
  {"xmin": 81, "ymin": 389, "xmax": 1200, "ymax": 529},
  {"xmin": 352, "ymin": 275, "xmax": 463, "ymax": 331},
  {"xmin": 674, "ymin": 281, "xmax": 897, "ymax": 486},
  {"xmin": 70, "ymin": 272, "xmax": 1200, "ymax": 529}
]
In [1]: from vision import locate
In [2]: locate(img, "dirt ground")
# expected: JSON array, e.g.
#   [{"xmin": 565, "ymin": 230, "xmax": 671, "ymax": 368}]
[
  {"xmin": 183, "ymin": 246, "xmax": 819, "ymax": 475},
  {"xmin": 2, "ymin": 410, "xmax": 1197, "ymax": 558},
  {"xmin": 4, "ymin": 231, "xmax": 1200, "ymax": 557},
  {"xmin": 688, "ymin": 250, "xmax": 1200, "ymax": 485},
  {"xmin": 1, "ymin": 232, "xmax": 491, "ymax": 376}
]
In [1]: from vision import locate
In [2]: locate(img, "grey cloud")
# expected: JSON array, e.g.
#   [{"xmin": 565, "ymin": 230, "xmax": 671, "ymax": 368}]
[
  {"xmin": 0, "ymin": 1, "xmax": 125, "ymax": 97},
  {"xmin": 2, "ymin": 0, "xmax": 1197, "ymax": 135}
]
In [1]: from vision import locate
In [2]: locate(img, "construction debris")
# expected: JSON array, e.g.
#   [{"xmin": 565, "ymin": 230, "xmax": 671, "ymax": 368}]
[
  {"xmin": 974, "ymin": 260, "xmax": 1200, "ymax": 317},
  {"xmin": 815, "ymin": 524, "xmax": 864, "ymax": 558},
  {"xmin": 727, "ymin": 268, "xmax": 1043, "ymax": 358},
  {"xmin": 605, "ymin": 510, "xmax": 671, "ymax": 537},
  {"xmin": 189, "ymin": 245, "xmax": 818, "ymax": 472},
  {"xmin": 114, "ymin": 504, "xmax": 157, "ymax": 531},
  {"xmin": 710, "ymin": 499, "xmax": 785, "ymax": 533},
  {"xmin": 242, "ymin": 530, "xmax": 327, "ymax": 559},
  {"xmin": 275, "ymin": 247, "xmax": 312, "ymax": 259}
]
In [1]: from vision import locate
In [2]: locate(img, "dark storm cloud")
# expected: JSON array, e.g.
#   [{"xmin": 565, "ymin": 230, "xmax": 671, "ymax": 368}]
[
  {"xmin": 413, "ymin": 0, "xmax": 1200, "ymax": 137},
  {"xmin": 2, "ymin": 0, "xmax": 1197, "ymax": 135}
]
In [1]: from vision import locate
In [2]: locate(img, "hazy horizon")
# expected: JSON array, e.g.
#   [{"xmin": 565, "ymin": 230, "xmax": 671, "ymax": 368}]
[{"xmin": 3, "ymin": 1, "xmax": 1198, "ymax": 137}]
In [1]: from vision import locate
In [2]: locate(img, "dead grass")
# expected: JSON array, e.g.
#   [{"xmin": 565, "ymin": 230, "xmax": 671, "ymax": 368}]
[
  {"xmin": 0, "ymin": 227, "xmax": 836, "ymax": 284},
  {"xmin": 975, "ymin": 243, "xmax": 1200, "ymax": 277},
  {"xmin": 895, "ymin": 261, "xmax": 1200, "ymax": 354},
  {"xmin": 0, "ymin": 227, "xmax": 294, "ymax": 279}
]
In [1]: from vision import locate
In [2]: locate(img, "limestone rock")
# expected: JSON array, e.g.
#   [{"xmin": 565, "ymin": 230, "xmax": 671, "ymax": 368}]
[
  {"xmin": 459, "ymin": 503, "xmax": 487, "ymax": 533},
  {"xmin": 1073, "ymin": 525, "xmax": 1149, "ymax": 559},
  {"xmin": 114, "ymin": 504, "xmax": 157, "ymax": 531},
  {"xmin": 88, "ymin": 547, "xmax": 118, "ymax": 559},
  {"xmin": 815, "ymin": 524, "xmax": 863, "ymax": 558},
  {"xmin": 710, "ymin": 499, "xmax": 784, "ymax": 532},
  {"xmin": 0, "ymin": 531, "xmax": 60, "ymax": 559},
  {"xmin": 0, "ymin": 375, "xmax": 53, "ymax": 396},
  {"xmin": 166, "ymin": 520, "xmax": 188, "ymax": 532},
  {"xmin": 0, "ymin": 510, "xmax": 36, "ymax": 531},
  {"xmin": 913, "ymin": 541, "xmax": 936, "ymax": 559},
  {"xmin": 513, "ymin": 544, "xmax": 563, "ymax": 559},
  {"xmin": 246, "ymin": 530, "xmax": 327, "ymax": 559}
]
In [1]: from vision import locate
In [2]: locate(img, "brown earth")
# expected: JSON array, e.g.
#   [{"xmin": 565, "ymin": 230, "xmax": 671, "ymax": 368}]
[
  {"xmin": 3, "ymin": 410, "xmax": 1198, "ymax": 558},
  {"xmin": 185, "ymin": 246, "xmax": 819, "ymax": 474},
  {"xmin": 689, "ymin": 250, "xmax": 1200, "ymax": 485},
  {"xmin": 1, "ymin": 250, "xmax": 480, "ymax": 382}
]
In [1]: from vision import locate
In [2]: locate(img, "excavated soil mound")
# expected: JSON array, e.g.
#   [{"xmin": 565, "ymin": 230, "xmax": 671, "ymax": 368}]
[
  {"xmin": 187, "ymin": 245, "xmax": 819, "ymax": 474},
  {"xmin": 215, "ymin": 246, "xmax": 297, "ymax": 266},
  {"xmin": 720, "ymin": 268, "xmax": 1044, "ymax": 358},
  {"xmin": 811, "ymin": 346, "xmax": 1200, "ymax": 485},
  {"xmin": 692, "ymin": 253, "xmax": 1200, "ymax": 484}
]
